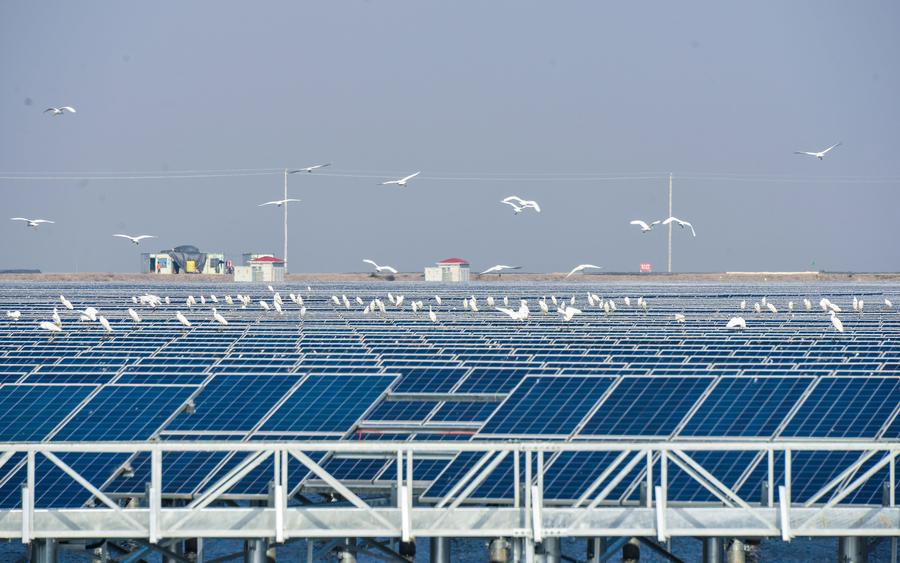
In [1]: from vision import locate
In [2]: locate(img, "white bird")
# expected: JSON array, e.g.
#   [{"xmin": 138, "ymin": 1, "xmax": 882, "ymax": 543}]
[
  {"xmin": 740, "ymin": 300, "xmax": 746, "ymax": 310},
  {"xmin": 6, "ymin": 311, "xmax": 21, "ymax": 321},
  {"xmin": 52, "ymin": 308, "xmax": 61, "ymax": 327},
  {"xmin": 480, "ymin": 265, "xmax": 521, "ymax": 275},
  {"xmin": 212, "ymin": 308, "xmax": 228, "ymax": 325},
  {"xmin": 300, "ymin": 306, "xmax": 307, "ymax": 317},
  {"xmin": 469, "ymin": 298, "xmax": 479, "ymax": 312},
  {"xmin": 128, "ymin": 308, "xmax": 141, "ymax": 323},
  {"xmin": 113, "ymin": 234, "xmax": 156, "ymax": 245},
  {"xmin": 767, "ymin": 303, "xmax": 778, "ymax": 314},
  {"xmin": 630, "ymin": 219, "xmax": 662, "ymax": 233},
  {"xmin": 559, "ymin": 306, "xmax": 581, "ymax": 321},
  {"xmin": 342, "ymin": 295, "xmax": 350, "ymax": 310},
  {"xmin": 60, "ymin": 295, "xmax": 74, "ymax": 310},
  {"xmin": 565, "ymin": 264, "xmax": 603, "ymax": 278},
  {"xmin": 260, "ymin": 300, "xmax": 271, "ymax": 311},
  {"xmin": 661, "ymin": 217, "xmax": 696, "ymax": 237},
  {"xmin": 363, "ymin": 259, "xmax": 398, "ymax": 274},
  {"xmin": 39, "ymin": 321, "xmax": 62, "ymax": 333},
  {"xmin": 852, "ymin": 296, "xmax": 859, "ymax": 311},
  {"xmin": 356, "ymin": 296, "xmax": 364, "ymax": 306},
  {"xmin": 434, "ymin": 295, "xmax": 442, "ymax": 305},
  {"xmin": 273, "ymin": 300, "xmax": 284, "ymax": 314},
  {"xmin": 486, "ymin": 296, "xmax": 495, "ymax": 307},
  {"xmin": 754, "ymin": 303, "xmax": 762, "ymax": 314},
  {"xmin": 11, "ymin": 217, "xmax": 54, "ymax": 228},
  {"xmin": 726, "ymin": 316, "xmax": 746, "ymax": 330},
  {"xmin": 200, "ymin": 296, "xmax": 206, "ymax": 306},
  {"xmin": 224, "ymin": 295, "xmax": 234, "ymax": 306},
  {"xmin": 186, "ymin": 295, "xmax": 196, "ymax": 308},
  {"xmin": 291, "ymin": 163, "xmax": 331, "ymax": 173},
  {"xmin": 623, "ymin": 296, "xmax": 631, "ymax": 307},
  {"xmin": 428, "ymin": 307, "xmax": 437, "ymax": 323},
  {"xmin": 501, "ymin": 195, "xmax": 541, "ymax": 214},
  {"xmin": 788, "ymin": 301, "xmax": 794, "ymax": 313},
  {"xmin": 82, "ymin": 307, "xmax": 99, "ymax": 322},
  {"xmin": 210, "ymin": 295, "xmax": 218, "ymax": 303},
  {"xmin": 259, "ymin": 198, "xmax": 301, "ymax": 208},
  {"xmin": 794, "ymin": 142, "xmax": 841, "ymax": 160},
  {"xmin": 885, "ymin": 298, "xmax": 893, "ymax": 309},
  {"xmin": 380, "ymin": 171, "xmax": 420, "ymax": 187},
  {"xmin": 804, "ymin": 298, "xmax": 812, "ymax": 311},
  {"xmin": 674, "ymin": 313, "xmax": 686, "ymax": 323},
  {"xmin": 829, "ymin": 310, "xmax": 844, "ymax": 333},
  {"xmin": 98, "ymin": 316, "xmax": 113, "ymax": 333},
  {"xmin": 538, "ymin": 299, "xmax": 549, "ymax": 314},
  {"xmin": 175, "ymin": 311, "xmax": 191, "ymax": 328},
  {"xmin": 44, "ymin": 106, "xmax": 76, "ymax": 116}
]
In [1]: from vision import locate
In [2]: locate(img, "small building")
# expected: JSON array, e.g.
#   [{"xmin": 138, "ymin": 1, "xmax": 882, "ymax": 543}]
[
  {"xmin": 234, "ymin": 255, "xmax": 285, "ymax": 283},
  {"xmin": 424, "ymin": 257, "xmax": 470, "ymax": 283},
  {"xmin": 142, "ymin": 245, "xmax": 226, "ymax": 275}
]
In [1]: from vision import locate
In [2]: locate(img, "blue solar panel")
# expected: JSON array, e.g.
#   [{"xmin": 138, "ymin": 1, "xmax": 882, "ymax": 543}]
[
  {"xmin": 54, "ymin": 386, "xmax": 195, "ymax": 441},
  {"xmin": 392, "ymin": 367, "xmax": 468, "ymax": 393},
  {"xmin": 366, "ymin": 400, "xmax": 439, "ymax": 421},
  {"xmin": 781, "ymin": 377, "xmax": 900, "ymax": 438},
  {"xmin": 261, "ymin": 375, "xmax": 396, "ymax": 433},
  {"xmin": 680, "ymin": 377, "xmax": 813, "ymax": 437},
  {"xmin": 580, "ymin": 377, "xmax": 714, "ymax": 437},
  {"xmin": 664, "ymin": 451, "xmax": 760, "ymax": 502},
  {"xmin": 543, "ymin": 451, "xmax": 623, "ymax": 501},
  {"xmin": 167, "ymin": 375, "xmax": 299, "ymax": 432},
  {"xmin": 481, "ymin": 376, "xmax": 615, "ymax": 435},
  {"xmin": 0, "ymin": 384, "xmax": 95, "ymax": 441},
  {"xmin": 456, "ymin": 368, "xmax": 558, "ymax": 393},
  {"xmin": 431, "ymin": 401, "xmax": 501, "ymax": 422}
]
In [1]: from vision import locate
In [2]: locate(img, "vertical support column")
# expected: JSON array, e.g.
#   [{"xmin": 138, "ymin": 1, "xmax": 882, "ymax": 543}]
[
  {"xmin": 726, "ymin": 539, "xmax": 745, "ymax": 563},
  {"xmin": 622, "ymin": 538, "xmax": 640, "ymax": 563},
  {"xmin": 541, "ymin": 537, "xmax": 560, "ymax": 563},
  {"xmin": 430, "ymin": 537, "xmax": 451, "ymax": 563},
  {"xmin": 246, "ymin": 538, "xmax": 269, "ymax": 563},
  {"xmin": 31, "ymin": 539, "xmax": 58, "ymax": 563},
  {"xmin": 837, "ymin": 537, "xmax": 868, "ymax": 563},
  {"xmin": 283, "ymin": 168, "xmax": 288, "ymax": 274},
  {"xmin": 586, "ymin": 538, "xmax": 606, "ymax": 563},
  {"xmin": 703, "ymin": 537, "xmax": 724, "ymax": 563},
  {"xmin": 489, "ymin": 538, "xmax": 510, "ymax": 562},
  {"xmin": 667, "ymin": 172, "xmax": 673, "ymax": 273},
  {"xmin": 524, "ymin": 450, "xmax": 535, "ymax": 563}
]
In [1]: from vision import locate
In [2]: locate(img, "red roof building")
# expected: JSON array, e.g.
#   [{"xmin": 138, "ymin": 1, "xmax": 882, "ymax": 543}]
[
  {"xmin": 426, "ymin": 257, "xmax": 470, "ymax": 282},
  {"xmin": 437, "ymin": 257, "xmax": 469, "ymax": 265}
]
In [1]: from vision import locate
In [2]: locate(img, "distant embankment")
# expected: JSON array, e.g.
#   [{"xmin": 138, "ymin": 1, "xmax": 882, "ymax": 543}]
[
  {"xmin": 0, "ymin": 269, "xmax": 40, "ymax": 274},
  {"xmin": 1, "ymin": 271, "xmax": 899, "ymax": 283}
]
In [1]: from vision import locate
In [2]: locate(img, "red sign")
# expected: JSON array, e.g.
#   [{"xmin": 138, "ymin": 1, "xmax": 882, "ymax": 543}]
[{"xmin": 640, "ymin": 263, "xmax": 652, "ymax": 273}]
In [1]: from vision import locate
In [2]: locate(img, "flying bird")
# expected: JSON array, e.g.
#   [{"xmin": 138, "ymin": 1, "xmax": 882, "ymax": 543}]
[
  {"xmin": 380, "ymin": 172, "xmax": 420, "ymax": 187},
  {"xmin": 726, "ymin": 317, "xmax": 747, "ymax": 330},
  {"xmin": 11, "ymin": 218, "xmax": 54, "ymax": 228},
  {"xmin": 259, "ymin": 199, "xmax": 301, "ymax": 207},
  {"xmin": 363, "ymin": 259, "xmax": 398, "ymax": 274},
  {"xmin": 113, "ymin": 234, "xmax": 156, "ymax": 245},
  {"xmin": 291, "ymin": 163, "xmax": 331, "ymax": 173},
  {"xmin": 630, "ymin": 219, "xmax": 662, "ymax": 233},
  {"xmin": 39, "ymin": 321, "xmax": 62, "ymax": 333},
  {"xmin": 501, "ymin": 196, "xmax": 541, "ymax": 214},
  {"xmin": 661, "ymin": 217, "xmax": 696, "ymax": 237},
  {"xmin": 565, "ymin": 264, "xmax": 603, "ymax": 278},
  {"xmin": 794, "ymin": 142, "xmax": 841, "ymax": 160},
  {"xmin": 44, "ymin": 106, "xmax": 76, "ymax": 116},
  {"xmin": 479, "ymin": 265, "xmax": 521, "ymax": 275}
]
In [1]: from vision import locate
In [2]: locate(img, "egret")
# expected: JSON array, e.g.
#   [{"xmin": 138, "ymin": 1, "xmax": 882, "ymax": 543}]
[
  {"xmin": 538, "ymin": 299, "xmax": 549, "ymax": 314},
  {"xmin": 273, "ymin": 300, "xmax": 283, "ymax": 314},
  {"xmin": 259, "ymin": 199, "xmax": 301, "ymax": 207},
  {"xmin": 565, "ymin": 264, "xmax": 603, "ymax": 278},
  {"xmin": 434, "ymin": 295, "xmax": 442, "ymax": 306},
  {"xmin": 98, "ymin": 316, "xmax": 113, "ymax": 333},
  {"xmin": 175, "ymin": 311, "xmax": 191, "ymax": 328},
  {"xmin": 224, "ymin": 295, "xmax": 234, "ymax": 306},
  {"xmin": 210, "ymin": 295, "xmax": 218, "ymax": 303},
  {"xmin": 629, "ymin": 219, "xmax": 661, "ymax": 233},
  {"xmin": 623, "ymin": 296, "xmax": 631, "ymax": 307},
  {"xmin": 754, "ymin": 303, "xmax": 761, "ymax": 314},
  {"xmin": 486, "ymin": 296, "xmax": 495, "ymax": 307},
  {"xmin": 480, "ymin": 265, "xmax": 521, "ymax": 275},
  {"xmin": 331, "ymin": 295, "xmax": 341, "ymax": 306},
  {"xmin": 292, "ymin": 163, "xmax": 331, "ymax": 173},
  {"xmin": 212, "ymin": 308, "xmax": 228, "ymax": 325},
  {"xmin": 829, "ymin": 310, "xmax": 844, "ymax": 333},
  {"xmin": 6, "ymin": 311, "xmax": 21, "ymax": 321},
  {"xmin": 44, "ymin": 106, "xmax": 76, "ymax": 116},
  {"xmin": 661, "ymin": 217, "xmax": 696, "ymax": 237},
  {"xmin": 794, "ymin": 142, "xmax": 841, "ymax": 160},
  {"xmin": 804, "ymin": 298, "xmax": 812, "ymax": 311},
  {"xmin": 60, "ymin": 296, "xmax": 74, "ymax": 310},
  {"xmin": 740, "ymin": 300, "xmax": 746, "ymax": 310},
  {"xmin": 268, "ymin": 285, "xmax": 275, "ymax": 293},
  {"xmin": 380, "ymin": 171, "xmax": 420, "ymax": 187},
  {"xmin": 52, "ymin": 308, "xmax": 61, "ymax": 327},
  {"xmin": 342, "ymin": 295, "xmax": 351, "ymax": 309},
  {"xmin": 260, "ymin": 300, "xmax": 271, "ymax": 311},
  {"xmin": 363, "ymin": 259, "xmax": 398, "ymax": 274},
  {"xmin": 11, "ymin": 217, "xmax": 54, "ymax": 228},
  {"xmin": 300, "ymin": 306, "xmax": 307, "ymax": 317},
  {"xmin": 428, "ymin": 307, "xmax": 437, "ymax": 323},
  {"xmin": 726, "ymin": 317, "xmax": 746, "ymax": 330},
  {"xmin": 559, "ymin": 306, "xmax": 581, "ymax": 322},
  {"xmin": 885, "ymin": 298, "xmax": 893, "ymax": 309},
  {"xmin": 356, "ymin": 296, "xmax": 364, "ymax": 305},
  {"xmin": 200, "ymin": 296, "xmax": 206, "ymax": 306},
  {"xmin": 128, "ymin": 308, "xmax": 141, "ymax": 323},
  {"xmin": 767, "ymin": 303, "xmax": 778, "ymax": 314},
  {"xmin": 82, "ymin": 307, "xmax": 99, "ymax": 322},
  {"xmin": 674, "ymin": 313, "xmax": 686, "ymax": 323},
  {"xmin": 501, "ymin": 195, "xmax": 541, "ymax": 214},
  {"xmin": 113, "ymin": 234, "xmax": 156, "ymax": 245},
  {"xmin": 40, "ymin": 321, "xmax": 62, "ymax": 333}
]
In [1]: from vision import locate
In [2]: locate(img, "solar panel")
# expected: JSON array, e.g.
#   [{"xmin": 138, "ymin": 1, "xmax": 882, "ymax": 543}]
[
  {"xmin": 0, "ymin": 384, "xmax": 95, "ymax": 441},
  {"xmin": 780, "ymin": 377, "xmax": 900, "ymax": 438}
]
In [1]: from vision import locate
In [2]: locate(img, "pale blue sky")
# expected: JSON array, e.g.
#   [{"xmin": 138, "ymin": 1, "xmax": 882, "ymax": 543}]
[{"xmin": 2, "ymin": 1, "xmax": 899, "ymax": 273}]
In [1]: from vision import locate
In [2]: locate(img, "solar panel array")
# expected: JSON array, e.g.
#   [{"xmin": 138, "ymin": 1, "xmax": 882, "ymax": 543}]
[{"xmin": 0, "ymin": 281, "xmax": 897, "ymax": 508}]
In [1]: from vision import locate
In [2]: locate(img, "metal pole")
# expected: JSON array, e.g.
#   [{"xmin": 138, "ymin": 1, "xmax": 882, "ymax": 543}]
[
  {"xmin": 283, "ymin": 168, "xmax": 288, "ymax": 274},
  {"xmin": 586, "ymin": 538, "xmax": 606, "ymax": 563},
  {"xmin": 541, "ymin": 537, "xmax": 561, "ymax": 563},
  {"xmin": 430, "ymin": 537, "xmax": 451, "ymax": 563},
  {"xmin": 837, "ymin": 537, "xmax": 868, "ymax": 563},
  {"xmin": 726, "ymin": 539, "xmax": 745, "ymax": 563},
  {"xmin": 667, "ymin": 172, "xmax": 673, "ymax": 273},
  {"xmin": 31, "ymin": 539, "xmax": 58, "ymax": 563},
  {"xmin": 703, "ymin": 537, "xmax": 724, "ymax": 563}
]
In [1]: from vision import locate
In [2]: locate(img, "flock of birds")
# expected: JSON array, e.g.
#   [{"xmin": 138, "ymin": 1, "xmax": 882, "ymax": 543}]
[
  {"xmin": 5, "ymin": 282, "xmax": 893, "ymax": 339},
  {"xmin": 13, "ymin": 105, "xmax": 845, "ymax": 272}
]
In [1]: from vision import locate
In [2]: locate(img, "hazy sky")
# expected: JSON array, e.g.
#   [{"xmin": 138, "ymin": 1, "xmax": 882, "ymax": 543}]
[{"xmin": 2, "ymin": 1, "xmax": 899, "ymax": 274}]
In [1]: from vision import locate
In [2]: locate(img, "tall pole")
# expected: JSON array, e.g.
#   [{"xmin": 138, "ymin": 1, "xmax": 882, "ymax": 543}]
[
  {"xmin": 667, "ymin": 173, "xmax": 673, "ymax": 273},
  {"xmin": 283, "ymin": 168, "xmax": 288, "ymax": 274}
]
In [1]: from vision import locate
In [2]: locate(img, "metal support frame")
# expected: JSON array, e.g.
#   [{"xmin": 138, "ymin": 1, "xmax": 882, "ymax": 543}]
[{"xmin": 0, "ymin": 440, "xmax": 895, "ymax": 543}]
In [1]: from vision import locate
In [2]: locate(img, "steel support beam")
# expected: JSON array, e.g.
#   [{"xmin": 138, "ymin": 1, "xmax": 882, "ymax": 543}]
[{"xmin": 31, "ymin": 538, "xmax": 58, "ymax": 563}]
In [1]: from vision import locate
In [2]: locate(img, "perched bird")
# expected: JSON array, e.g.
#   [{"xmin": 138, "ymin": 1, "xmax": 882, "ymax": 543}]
[
  {"xmin": 52, "ymin": 308, "xmax": 61, "ymax": 327},
  {"xmin": 803, "ymin": 298, "xmax": 812, "ymax": 311},
  {"xmin": 380, "ymin": 171, "xmax": 420, "ymax": 187},
  {"xmin": 98, "ymin": 316, "xmax": 113, "ymax": 333},
  {"xmin": 674, "ymin": 313, "xmax": 686, "ymax": 323},
  {"xmin": 363, "ymin": 259, "xmax": 398, "ymax": 274},
  {"xmin": 630, "ymin": 219, "xmax": 662, "ymax": 233},
  {"xmin": 113, "ymin": 234, "xmax": 156, "ymax": 245},
  {"xmin": 559, "ymin": 306, "xmax": 581, "ymax": 321},
  {"xmin": 829, "ymin": 310, "xmax": 844, "ymax": 333},
  {"xmin": 44, "ymin": 106, "xmax": 76, "ymax": 116},
  {"xmin": 794, "ymin": 142, "xmax": 841, "ymax": 160},
  {"xmin": 175, "ymin": 311, "xmax": 191, "ymax": 328},
  {"xmin": 128, "ymin": 308, "xmax": 142, "ymax": 323},
  {"xmin": 767, "ymin": 303, "xmax": 778, "ymax": 314},
  {"xmin": 501, "ymin": 195, "xmax": 541, "ymax": 214},
  {"xmin": 726, "ymin": 317, "xmax": 747, "ymax": 330},
  {"xmin": 496, "ymin": 302, "xmax": 529, "ymax": 321},
  {"xmin": 82, "ymin": 307, "xmax": 99, "ymax": 322},
  {"xmin": 434, "ymin": 295, "xmax": 443, "ymax": 306},
  {"xmin": 566, "ymin": 264, "xmax": 602, "ymax": 278},
  {"xmin": 40, "ymin": 321, "xmax": 62, "ymax": 333},
  {"xmin": 661, "ymin": 217, "xmax": 696, "ymax": 237},
  {"xmin": 259, "ymin": 199, "xmax": 301, "ymax": 207},
  {"xmin": 885, "ymin": 298, "xmax": 893, "ymax": 309},
  {"xmin": 480, "ymin": 265, "xmax": 521, "ymax": 275},
  {"xmin": 212, "ymin": 308, "xmax": 228, "ymax": 325},
  {"xmin": 538, "ymin": 299, "xmax": 549, "ymax": 314},
  {"xmin": 428, "ymin": 307, "xmax": 438, "ymax": 323},
  {"xmin": 273, "ymin": 300, "xmax": 284, "ymax": 314},
  {"xmin": 740, "ymin": 300, "xmax": 746, "ymax": 310},
  {"xmin": 60, "ymin": 295, "xmax": 74, "ymax": 310},
  {"xmin": 292, "ymin": 163, "xmax": 331, "ymax": 173},
  {"xmin": 259, "ymin": 300, "xmax": 271, "ymax": 311},
  {"xmin": 300, "ymin": 306, "xmax": 307, "ymax": 318},
  {"xmin": 225, "ymin": 295, "xmax": 234, "ymax": 306},
  {"xmin": 6, "ymin": 311, "xmax": 21, "ymax": 321},
  {"xmin": 11, "ymin": 217, "xmax": 54, "ymax": 228}
]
